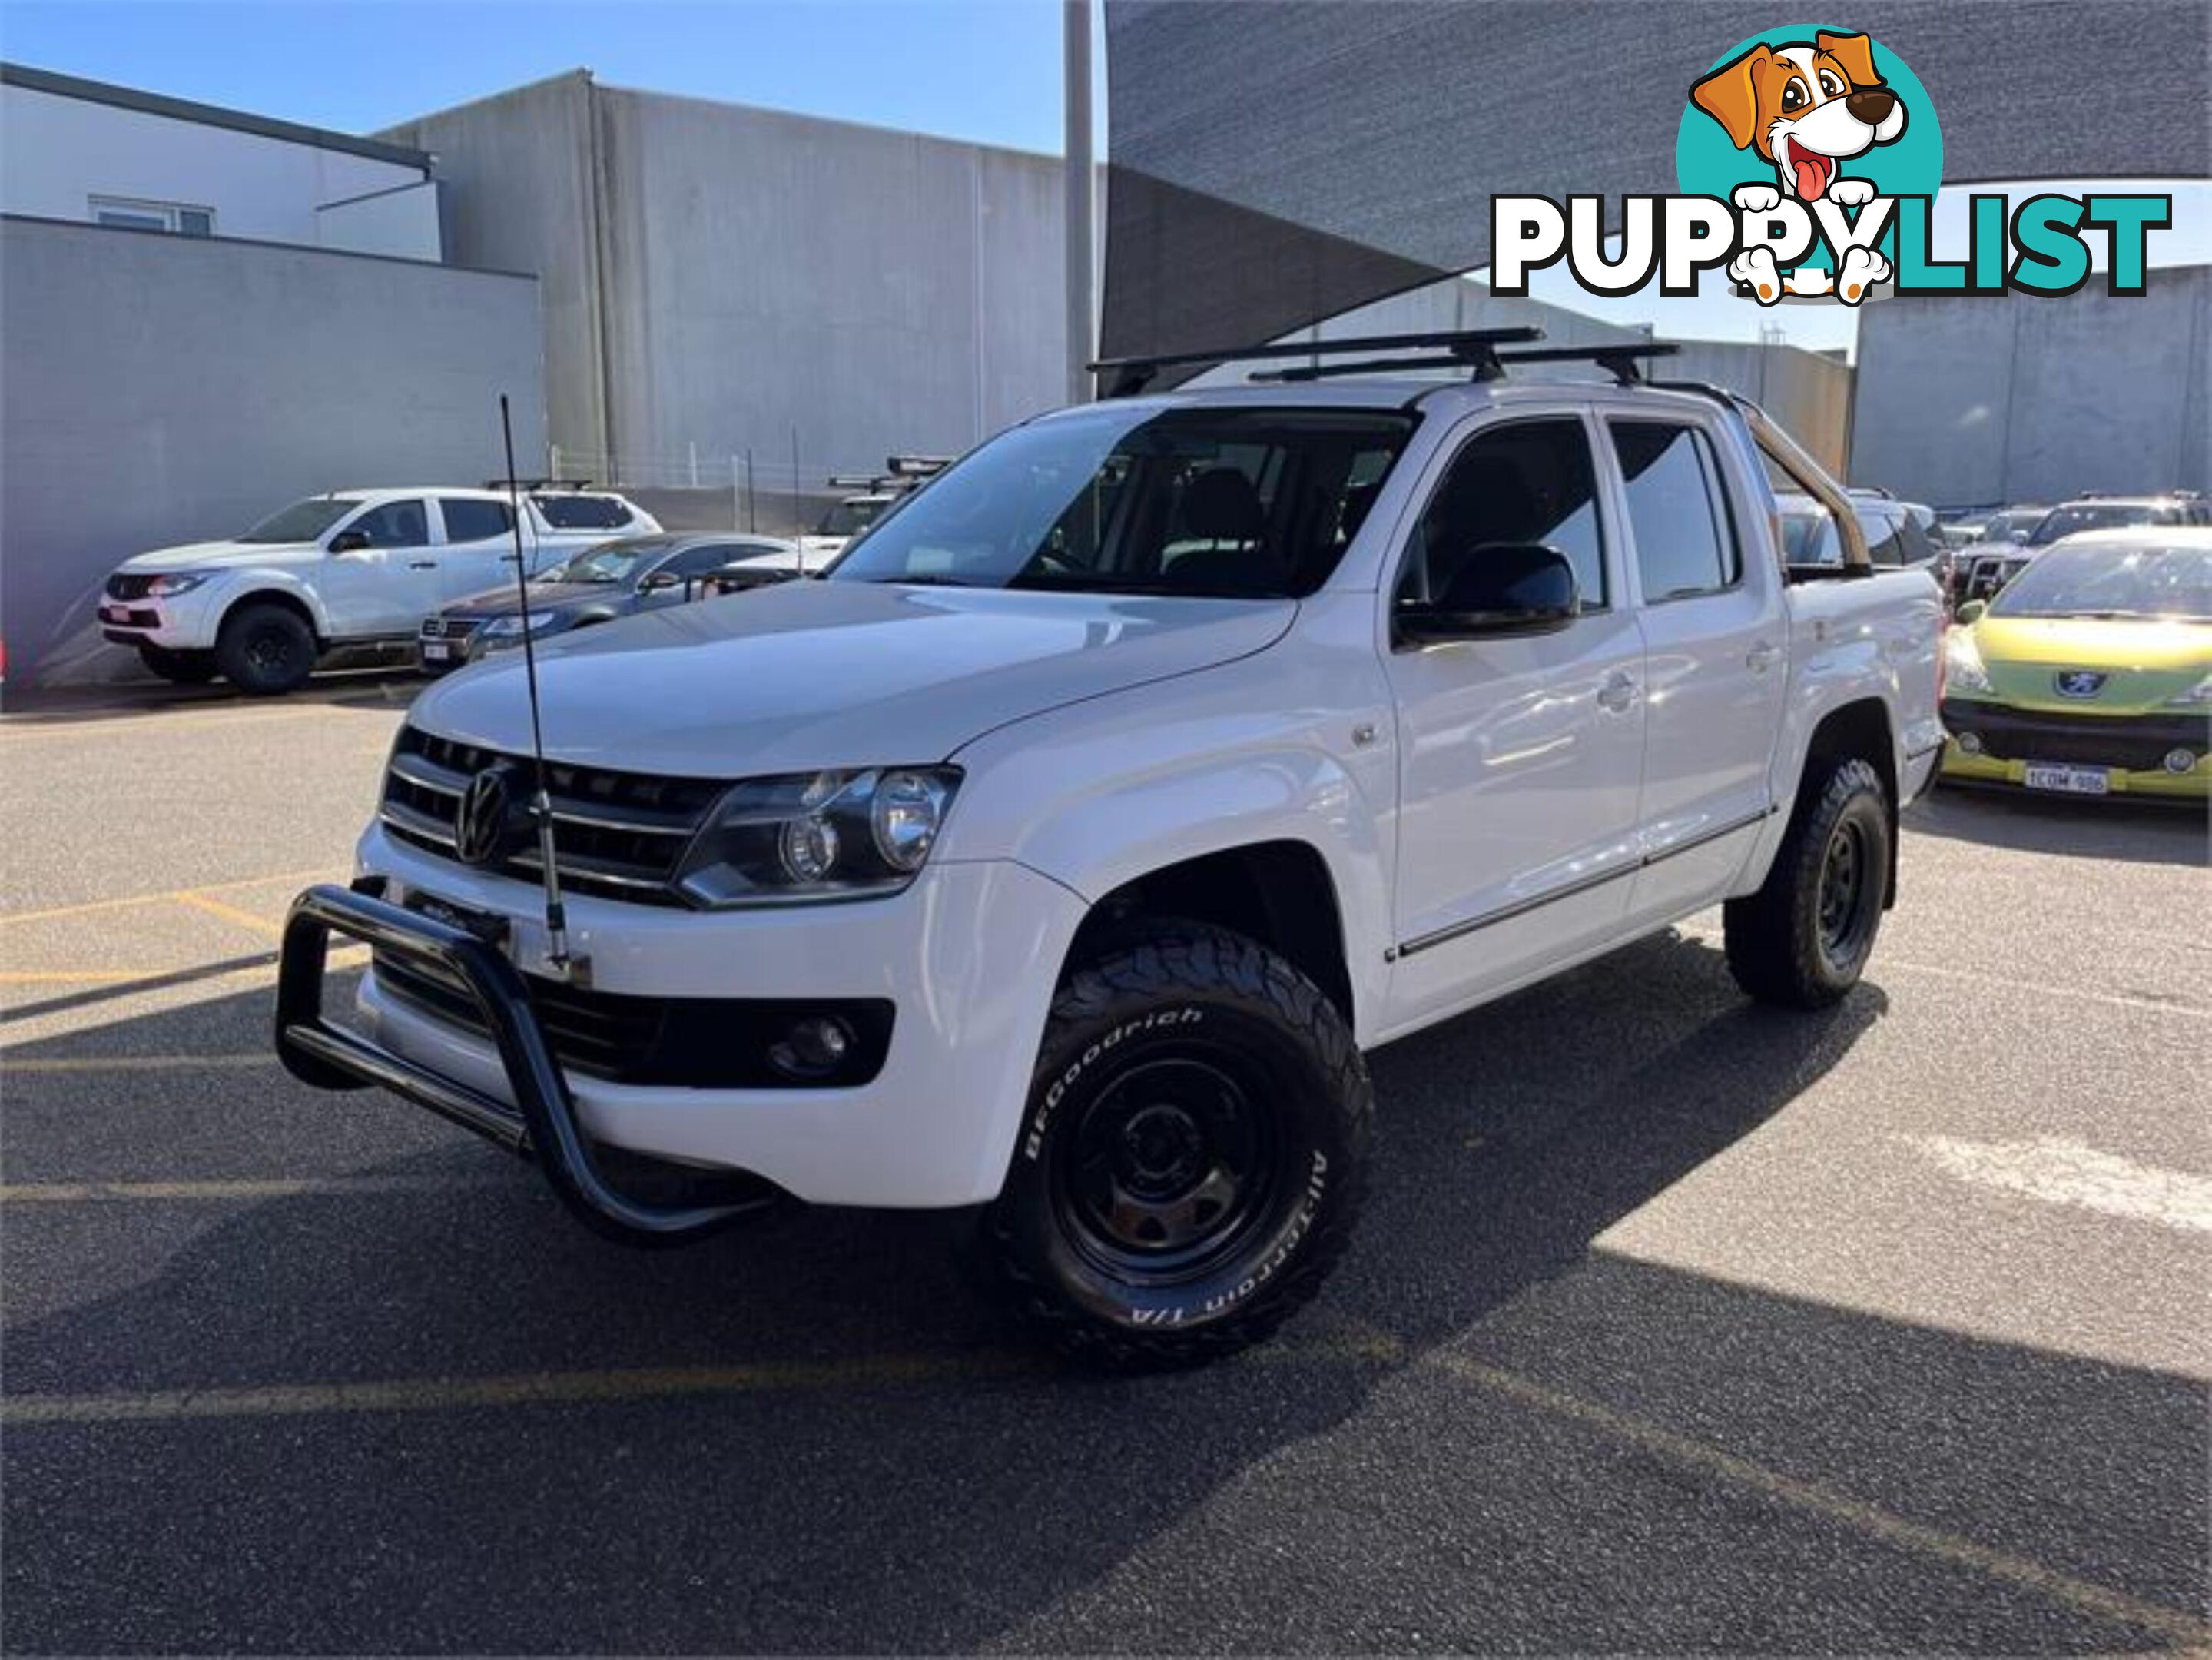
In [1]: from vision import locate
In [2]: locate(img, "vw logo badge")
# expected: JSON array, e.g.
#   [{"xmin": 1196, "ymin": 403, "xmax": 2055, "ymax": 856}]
[
  {"xmin": 2052, "ymin": 669, "xmax": 2108, "ymax": 699},
  {"xmin": 453, "ymin": 763, "xmax": 518, "ymax": 866}
]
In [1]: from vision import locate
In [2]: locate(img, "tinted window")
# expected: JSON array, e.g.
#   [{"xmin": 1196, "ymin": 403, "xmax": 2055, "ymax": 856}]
[
  {"xmin": 347, "ymin": 500, "xmax": 429, "ymax": 549},
  {"xmin": 1894, "ymin": 513, "xmax": 1936, "ymax": 566},
  {"xmin": 1398, "ymin": 418, "xmax": 1605, "ymax": 611},
  {"xmin": 535, "ymin": 494, "xmax": 633, "ymax": 530},
  {"xmin": 1612, "ymin": 422, "xmax": 1739, "ymax": 600},
  {"xmin": 830, "ymin": 406, "xmax": 1414, "ymax": 599},
  {"xmin": 2028, "ymin": 503, "xmax": 2158, "ymax": 546},
  {"xmin": 660, "ymin": 543, "xmax": 740, "ymax": 579},
  {"xmin": 439, "ymin": 497, "xmax": 514, "ymax": 543},
  {"xmin": 1860, "ymin": 506, "xmax": 1905, "ymax": 566}
]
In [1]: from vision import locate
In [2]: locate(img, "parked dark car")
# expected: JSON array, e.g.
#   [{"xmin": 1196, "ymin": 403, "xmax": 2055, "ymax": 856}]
[{"xmin": 416, "ymin": 533, "xmax": 798, "ymax": 674}]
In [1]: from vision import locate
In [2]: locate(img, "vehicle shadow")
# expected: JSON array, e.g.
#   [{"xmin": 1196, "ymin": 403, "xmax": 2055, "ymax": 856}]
[
  {"xmin": 0, "ymin": 662, "xmax": 424, "ymax": 725},
  {"xmin": 1908, "ymin": 781, "xmax": 2208, "ymax": 867},
  {"xmin": 2, "ymin": 938, "xmax": 2203, "ymax": 1652}
]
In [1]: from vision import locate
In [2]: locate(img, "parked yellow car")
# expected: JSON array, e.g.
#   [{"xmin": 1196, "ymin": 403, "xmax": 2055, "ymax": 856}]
[{"xmin": 1940, "ymin": 529, "xmax": 2210, "ymax": 800}]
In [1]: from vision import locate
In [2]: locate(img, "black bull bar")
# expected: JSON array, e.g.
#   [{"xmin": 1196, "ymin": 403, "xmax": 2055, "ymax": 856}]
[{"xmin": 274, "ymin": 882, "xmax": 764, "ymax": 1245}]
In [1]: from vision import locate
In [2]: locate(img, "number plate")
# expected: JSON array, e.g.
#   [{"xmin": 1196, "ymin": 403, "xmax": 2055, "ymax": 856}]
[
  {"xmin": 2023, "ymin": 762, "xmax": 2111, "ymax": 795},
  {"xmin": 421, "ymin": 641, "xmax": 449, "ymax": 661},
  {"xmin": 401, "ymin": 890, "xmax": 509, "ymax": 947}
]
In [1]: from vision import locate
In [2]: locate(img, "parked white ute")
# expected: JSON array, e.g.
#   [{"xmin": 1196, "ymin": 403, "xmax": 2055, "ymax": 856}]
[
  {"xmin": 275, "ymin": 333, "xmax": 1944, "ymax": 1368},
  {"xmin": 101, "ymin": 486, "xmax": 660, "ymax": 694}
]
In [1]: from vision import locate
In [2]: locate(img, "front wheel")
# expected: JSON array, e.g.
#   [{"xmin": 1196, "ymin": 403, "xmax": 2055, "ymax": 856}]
[
  {"xmin": 1724, "ymin": 756, "xmax": 1892, "ymax": 1008},
  {"xmin": 984, "ymin": 921, "xmax": 1371, "ymax": 1370},
  {"xmin": 215, "ymin": 603, "xmax": 317, "ymax": 696}
]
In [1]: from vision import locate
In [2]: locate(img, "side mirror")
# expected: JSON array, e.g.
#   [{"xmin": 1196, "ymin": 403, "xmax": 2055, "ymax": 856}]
[
  {"xmin": 1955, "ymin": 599, "xmax": 1987, "ymax": 625},
  {"xmin": 638, "ymin": 569, "xmax": 683, "ymax": 593},
  {"xmin": 327, "ymin": 530, "xmax": 372, "ymax": 555},
  {"xmin": 1395, "ymin": 543, "xmax": 1579, "ymax": 647}
]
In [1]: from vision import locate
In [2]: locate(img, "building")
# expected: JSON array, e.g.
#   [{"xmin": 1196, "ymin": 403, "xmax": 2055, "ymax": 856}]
[
  {"xmin": 1850, "ymin": 267, "xmax": 2210, "ymax": 507},
  {"xmin": 378, "ymin": 71, "xmax": 1067, "ymax": 497},
  {"xmin": 1, "ymin": 65, "xmax": 539, "ymax": 686},
  {"xmin": 2, "ymin": 61, "xmax": 442, "ymax": 261}
]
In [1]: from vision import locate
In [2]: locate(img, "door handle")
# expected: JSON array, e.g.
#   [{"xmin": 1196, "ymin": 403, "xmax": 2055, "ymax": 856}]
[
  {"xmin": 1746, "ymin": 641, "xmax": 1781, "ymax": 672},
  {"xmin": 1596, "ymin": 672, "xmax": 1639, "ymax": 713},
  {"xmin": 407, "ymin": 559, "xmax": 438, "ymax": 570}
]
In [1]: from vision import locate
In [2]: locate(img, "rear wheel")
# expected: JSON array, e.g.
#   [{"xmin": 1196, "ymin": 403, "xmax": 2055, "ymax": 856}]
[
  {"xmin": 135, "ymin": 644, "xmax": 219, "ymax": 685},
  {"xmin": 1725, "ymin": 756, "xmax": 1892, "ymax": 1008},
  {"xmin": 215, "ymin": 603, "xmax": 317, "ymax": 696},
  {"xmin": 983, "ymin": 921, "xmax": 1370, "ymax": 1369}
]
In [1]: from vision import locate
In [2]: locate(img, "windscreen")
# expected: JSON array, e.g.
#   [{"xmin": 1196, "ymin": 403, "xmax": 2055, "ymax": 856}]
[
  {"xmin": 817, "ymin": 499, "xmax": 887, "ymax": 538},
  {"xmin": 240, "ymin": 497, "xmax": 357, "ymax": 544},
  {"xmin": 537, "ymin": 540, "xmax": 668, "ymax": 585},
  {"xmin": 828, "ymin": 406, "xmax": 1414, "ymax": 599},
  {"xmin": 2028, "ymin": 503, "xmax": 2161, "ymax": 546},
  {"xmin": 1991, "ymin": 542, "xmax": 2212, "ymax": 621}
]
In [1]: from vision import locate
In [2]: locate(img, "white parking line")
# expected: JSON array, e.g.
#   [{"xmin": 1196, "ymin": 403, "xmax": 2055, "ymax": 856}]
[{"xmin": 1902, "ymin": 1134, "xmax": 2212, "ymax": 1234}]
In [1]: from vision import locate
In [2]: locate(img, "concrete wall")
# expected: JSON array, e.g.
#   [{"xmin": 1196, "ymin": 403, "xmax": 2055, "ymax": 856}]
[
  {"xmin": 2, "ymin": 80, "xmax": 439, "ymax": 259},
  {"xmin": 381, "ymin": 74, "xmax": 1067, "ymax": 491},
  {"xmin": 0, "ymin": 217, "xmax": 542, "ymax": 684},
  {"xmin": 1851, "ymin": 267, "xmax": 2210, "ymax": 506}
]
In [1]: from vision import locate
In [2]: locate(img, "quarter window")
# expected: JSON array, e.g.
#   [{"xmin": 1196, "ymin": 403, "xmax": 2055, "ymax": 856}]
[
  {"xmin": 535, "ymin": 494, "xmax": 633, "ymax": 531},
  {"xmin": 1611, "ymin": 422, "xmax": 1740, "ymax": 600},
  {"xmin": 438, "ymin": 498, "xmax": 515, "ymax": 543},
  {"xmin": 1398, "ymin": 417, "xmax": 1606, "ymax": 612}
]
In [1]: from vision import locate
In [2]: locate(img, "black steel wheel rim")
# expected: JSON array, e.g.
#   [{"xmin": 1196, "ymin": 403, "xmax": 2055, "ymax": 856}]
[
  {"xmin": 1817, "ymin": 817, "xmax": 1875, "ymax": 964},
  {"xmin": 247, "ymin": 629, "xmax": 296, "ymax": 672},
  {"xmin": 1053, "ymin": 1047, "xmax": 1286, "ymax": 1284}
]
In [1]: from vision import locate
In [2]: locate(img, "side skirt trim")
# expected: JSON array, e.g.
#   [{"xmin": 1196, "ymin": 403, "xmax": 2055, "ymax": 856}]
[{"xmin": 1388, "ymin": 805, "xmax": 1776, "ymax": 962}]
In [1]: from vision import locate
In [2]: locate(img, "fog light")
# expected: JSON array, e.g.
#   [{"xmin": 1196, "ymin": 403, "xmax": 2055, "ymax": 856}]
[
  {"xmin": 1955, "ymin": 730, "xmax": 1983, "ymax": 755},
  {"xmin": 2163, "ymin": 747, "xmax": 2198, "ymax": 775},
  {"xmin": 768, "ymin": 1014, "xmax": 854, "ymax": 1081}
]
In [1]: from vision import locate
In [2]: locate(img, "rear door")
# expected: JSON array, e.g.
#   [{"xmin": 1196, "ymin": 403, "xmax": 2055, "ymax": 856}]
[
  {"xmin": 1381, "ymin": 410, "xmax": 1649, "ymax": 1025},
  {"xmin": 433, "ymin": 496, "xmax": 520, "ymax": 602},
  {"xmin": 1604, "ymin": 417, "xmax": 1787, "ymax": 922}
]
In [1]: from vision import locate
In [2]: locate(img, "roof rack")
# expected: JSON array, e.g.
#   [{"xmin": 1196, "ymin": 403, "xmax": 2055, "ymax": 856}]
[
  {"xmin": 1090, "ymin": 327, "xmax": 1544, "ymax": 397},
  {"xmin": 827, "ymin": 455, "xmax": 953, "ymax": 494},
  {"xmin": 1492, "ymin": 341, "xmax": 1680, "ymax": 385},
  {"xmin": 482, "ymin": 477, "xmax": 598, "ymax": 493}
]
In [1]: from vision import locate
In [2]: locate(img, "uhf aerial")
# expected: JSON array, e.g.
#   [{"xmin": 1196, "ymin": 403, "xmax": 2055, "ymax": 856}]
[{"xmin": 498, "ymin": 394, "xmax": 582, "ymax": 982}]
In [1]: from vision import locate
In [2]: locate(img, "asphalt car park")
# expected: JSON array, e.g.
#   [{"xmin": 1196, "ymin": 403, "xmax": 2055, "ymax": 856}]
[{"xmin": 2, "ymin": 683, "xmax": 2206, "ymax": 1654}]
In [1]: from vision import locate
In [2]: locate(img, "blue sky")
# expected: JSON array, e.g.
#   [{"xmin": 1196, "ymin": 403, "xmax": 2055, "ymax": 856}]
[
  {"xmin": 5, "ymin": 2, "xmax": 2201, "ymax": 357},
  {"xmin": 0, "ymin": 0, "xmax": 1074, "ymax": 152}
]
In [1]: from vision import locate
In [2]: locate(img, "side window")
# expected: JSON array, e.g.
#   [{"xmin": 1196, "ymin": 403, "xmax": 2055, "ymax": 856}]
[
  {"xmin": 439, "ymin": 497, "xmax": 514, "ymax": 544},
  {"xmin": 1610, "ymin": 422, "xmax": 1740, "ymax": 601},
  {"xmin": 347, "ymin": 499, "xmax": 429, "ymax": 549},
  {"xmin": 1398, "ymin": 417, "xmax": 1605, "ymax": 612},
  {"xmin": 535, "ymin": 494, "xmax": 632, "ymax": 531},
  {"xmin": 1862, "ymin": 508, "xmax": 1906, "ymax": 566},
  {"xmin": 1893, "ymin": 513, "xmax": 1935, "ymax": 566},
  {"xmin": 662, "ymin": 543, "xmax": 738, "ymax": 579}
]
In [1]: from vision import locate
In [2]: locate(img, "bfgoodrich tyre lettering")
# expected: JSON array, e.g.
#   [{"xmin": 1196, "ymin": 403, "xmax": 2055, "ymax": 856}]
[{"xmin": 984, "ymin": 920, "xmax": 1371, "ymax": 1369}]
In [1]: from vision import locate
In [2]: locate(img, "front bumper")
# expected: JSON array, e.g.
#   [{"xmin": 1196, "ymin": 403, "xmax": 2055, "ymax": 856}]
[
  {"xmin": 290, "ymin": 824, "xmax": 1085, "ymax": 1211},
  {"xmin": 1938, "ymin": 699, "xmax": 2210, "ymax": 798},
  {"xmin": 97, "ymin": 583, "xmax": 227, "ymax": 651}
]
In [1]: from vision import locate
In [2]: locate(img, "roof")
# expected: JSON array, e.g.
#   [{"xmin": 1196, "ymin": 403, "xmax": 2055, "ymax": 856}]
[{"xmin": 1, "ymin": 61, "xmax": 433, "ymax": 172}]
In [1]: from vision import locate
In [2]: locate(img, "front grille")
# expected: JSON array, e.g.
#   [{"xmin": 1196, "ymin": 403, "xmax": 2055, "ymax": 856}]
[
  {"xmin": 371, "ymin": 950, "xmax": 892, "ymax": 1088},
  {"xmin": 105, "ymin": 573, "xmax": 158, "ymax": 601},
  {"xmin": 379, "ymin": 726, "xmax": 725, "ymax": 906},
  {"xmin": 1942, "ymin": 701, "xmax": 2210, "ymax": 772},
  {"xmin": 420, "ymin": 616, "xmax": 480, "ymax": 641}
]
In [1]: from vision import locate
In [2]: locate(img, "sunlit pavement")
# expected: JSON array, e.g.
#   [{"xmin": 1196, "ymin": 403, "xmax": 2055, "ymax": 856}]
[{"xmin": 3, "ymin": 681, "xmax": 2206, "ymax": 1653}]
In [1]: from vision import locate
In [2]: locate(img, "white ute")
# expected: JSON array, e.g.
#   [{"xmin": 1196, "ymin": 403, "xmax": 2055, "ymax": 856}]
[
  {"xmin": 101, "ymin": 486, "xmax": 659, "ymax": 694},
  {"xmin": 274, "ymin": 333, "xmax": 1943, "ymax": 1367}
]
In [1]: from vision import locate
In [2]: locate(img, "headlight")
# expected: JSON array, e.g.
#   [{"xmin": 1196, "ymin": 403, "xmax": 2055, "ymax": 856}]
[
  {"xmin": 674, "ymin": 767, "xmax": 960, "ymax": 908},
  {"xmin": 1944, "ymin": 629, "xmax": 1994, "ymax": 696},
  {"xmin": 2165, "ymin": 673, "xmax": 2212, "ymax": 708},
  {"xmin": 480, "ymin": 612, "xmax": 560, "ymax": 639},
  {"xmin": 144, "ymin": 572, "xmax": 213, "ymax": 598}
]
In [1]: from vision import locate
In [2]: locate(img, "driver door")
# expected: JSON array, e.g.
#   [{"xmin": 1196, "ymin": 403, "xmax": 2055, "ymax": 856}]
[
  {"xmin": 317, "ymin": 498, "xmax": 438, "ymax": 637},
  {"xmin": 1381, "ymin": 411, "xmax": 1648, "ymax": 1028}
]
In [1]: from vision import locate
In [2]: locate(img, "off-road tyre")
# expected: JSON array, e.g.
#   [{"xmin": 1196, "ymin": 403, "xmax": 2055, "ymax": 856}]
[
  {"xmin": 215, "ymin": 602, "xmax": 317, "ymax": 696},
  {"xmin": 135, "ymin": 645, "xmax": 219, "ymax": 685},
  {"xmin": 984, "ymin": 920, "xmax": 1370, "ymax": 1370},
  {"xmin": 1725, "ymin": 756, "xmax": 1892, "ymax": 1009}
]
